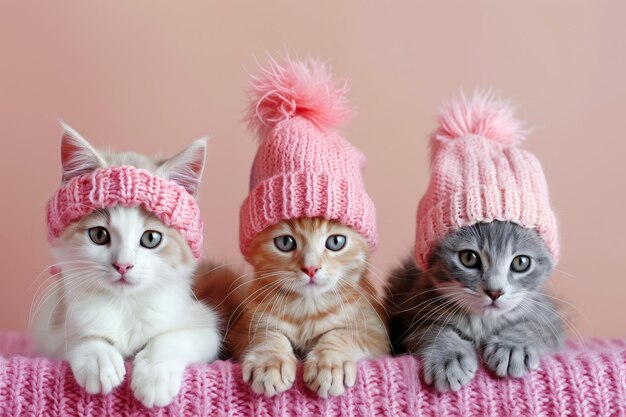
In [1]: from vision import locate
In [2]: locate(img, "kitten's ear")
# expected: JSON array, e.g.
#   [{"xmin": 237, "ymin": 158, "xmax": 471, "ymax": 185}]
[
  {"xmin": 59, "ymin": 122, "xmax": 106, "ymax": 184},
  {"xmin": 158, "ymin": 138, "xmax": 208, "ymax": 197}
]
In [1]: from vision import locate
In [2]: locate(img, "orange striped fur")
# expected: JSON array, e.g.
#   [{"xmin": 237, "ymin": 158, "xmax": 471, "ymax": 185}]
[{"xmin": 201, "ymin": 218, "xmax": 390, "ymax": 398}]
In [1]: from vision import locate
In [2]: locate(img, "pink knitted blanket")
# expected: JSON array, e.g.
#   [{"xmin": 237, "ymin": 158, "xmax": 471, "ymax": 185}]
[{"xmin": 1, "ymin": 333, "xmax": 624, "ymax": 417}]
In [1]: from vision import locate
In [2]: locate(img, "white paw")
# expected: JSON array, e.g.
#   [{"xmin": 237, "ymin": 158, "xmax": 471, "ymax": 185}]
[
  {"xmin": 303, "ymin": 351, "xmax": 357, "ymax": 398},
  {"xmin": 131, "ymin": 350, "xmax": 185, "ymax": 408},
  {"xmin": 242, "ymin": 352, "xmax": 297, "ymax": 397},
  {"xmin": 483, "ymin": 336, "xmax": 540, "ymax": 378},
  {"xmin": 69, "ymin": 340, "xmax": 126, "ymax": 395},
  {"xmin": 423, "ymin": 347, "xmax": 478, "ymax": 392}
]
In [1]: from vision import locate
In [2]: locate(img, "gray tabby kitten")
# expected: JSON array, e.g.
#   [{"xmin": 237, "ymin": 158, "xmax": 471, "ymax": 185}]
[{"xmin": 386, "ymin": 221, "xmax": 564, "ymax": 392}]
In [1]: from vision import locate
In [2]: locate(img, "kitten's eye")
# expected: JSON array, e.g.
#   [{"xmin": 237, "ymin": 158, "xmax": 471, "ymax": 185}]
[
  {"xmin": 140, "ymin": 230, "xmax": 162, "ymax": 249},
  {"xmin": 459, "ymin": 250, "xmax": 480, "ymax": 268},
  {"xmin": 511, "ymin": 255, "xmax": 531, "ymax": 272},
  {"xmin": 325, "ymin": 234, "xmax": 347, "ymax": 251},
  {"xmin": 88, "ymin": 227, "xmax": 110, "ymax": 245},
  {"xmin": 274, "ymin": 235, "xmax": 296, "ymax": 252}
]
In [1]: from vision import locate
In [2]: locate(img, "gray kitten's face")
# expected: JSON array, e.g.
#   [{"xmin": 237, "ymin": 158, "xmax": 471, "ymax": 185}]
[{"xmin": 429, "ymin": 221, "xmax": 553, "ymax": 316}]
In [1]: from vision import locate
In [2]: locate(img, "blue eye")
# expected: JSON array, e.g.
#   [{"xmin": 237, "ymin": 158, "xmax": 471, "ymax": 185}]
[
  {"xmin": 274, "ymin": 235, "xmax": 296, "ymax": 252},
  {"xmin": 325, "ymin": 235, "xmax": 347, "ymax": 251},
  {"xmin": 140, "ymin": 230, "xmax": 162, "ymax": 249},
  {"xmin": 88, "ymin": 227, "xmax": 110, "ymax": 245},
  {"xmin": 459, "ymin": 250, "xmax": 480, "ymax": 268}
]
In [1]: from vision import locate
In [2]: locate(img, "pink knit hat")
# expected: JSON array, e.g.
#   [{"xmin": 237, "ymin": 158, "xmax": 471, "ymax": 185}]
[
  {"xmin": 46, "ymin": 166, "xmax": 204, "ymax": 260},
  {"xmin": 415, "ymin": 91, "xmax": 559, "ymax": 269},
  {"xmin": 239, "ymin": 57, "xmax": 377, "ymax": 256}
]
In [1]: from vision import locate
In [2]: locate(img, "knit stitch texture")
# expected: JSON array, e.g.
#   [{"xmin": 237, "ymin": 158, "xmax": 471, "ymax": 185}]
[
  {"xmin": 1, "ymin": 333, "xmax": 625, "ymax": 417},
  {"xmin": 415, "ymin": 92, "xmax": 559, "ymax": 269},
  {"xmin": 46, "ymin": 165, "xmax": 203, "ymax": 259},
  {"xmin": 239, "ymin": 57, "xmax": 377, "ymax": 256}
]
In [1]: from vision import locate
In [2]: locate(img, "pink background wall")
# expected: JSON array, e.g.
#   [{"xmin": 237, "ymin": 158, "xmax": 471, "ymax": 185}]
[{"xmin": 1, "ymin": 2, "xmax": 624, "ymax": 337}]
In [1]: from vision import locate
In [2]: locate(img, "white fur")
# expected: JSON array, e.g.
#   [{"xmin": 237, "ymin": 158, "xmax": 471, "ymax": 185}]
[
  {"xmin": 34, "ymin": 126, "xmax": 220, "ymax": 408},
  {"xmin": 59, "ymin": 122, "xmax": 107, "ymax": 183},
  {"xmin": 157, "ymin": 138, "xmax": 208, "ymax": 197}
]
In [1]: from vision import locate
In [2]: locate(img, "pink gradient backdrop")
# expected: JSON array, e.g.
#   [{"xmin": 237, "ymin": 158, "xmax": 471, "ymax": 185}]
[{"xmin": 1, "ymin": 2, "xmax": 624, "ymax": 337}]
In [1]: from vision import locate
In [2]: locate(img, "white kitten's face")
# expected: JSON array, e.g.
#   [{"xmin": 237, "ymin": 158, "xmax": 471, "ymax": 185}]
[
  {"xmin": 49, "ymin": 123, "xmax": 207, "ymax": 296},
  {"xmin": 52, "ymin": 206, "xmax": 194, "ymax": 295}
]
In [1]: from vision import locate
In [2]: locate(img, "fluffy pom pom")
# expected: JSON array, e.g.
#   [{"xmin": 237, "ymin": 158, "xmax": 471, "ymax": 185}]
[
  {"xmin": 434, "ymin": 90, "xmax": 526, "ymax": 147},
  {"xmin": 246, "ymin": 56, "xmax": 352, "ymax": 138}
]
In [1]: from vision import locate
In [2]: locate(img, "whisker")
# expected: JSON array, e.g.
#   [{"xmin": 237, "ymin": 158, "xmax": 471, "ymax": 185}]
[{"xmin": 523, "ymin": 296, "xmax": 584, "ymax": 346}]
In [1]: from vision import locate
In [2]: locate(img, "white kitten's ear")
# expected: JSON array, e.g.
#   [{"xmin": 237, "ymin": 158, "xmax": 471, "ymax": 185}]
[
  {"xmin": 158, "ymin": 138, "xmax": 208, "ymax": 197},
  {"xmin": 59, "ymin": 122, "xmax": 107, "ymax": 184}
]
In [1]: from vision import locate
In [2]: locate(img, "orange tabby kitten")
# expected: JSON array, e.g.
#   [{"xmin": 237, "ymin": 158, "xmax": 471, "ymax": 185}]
[{"xmin": 200, "ymin": 218, "xmax": 389, "ymax": 398}]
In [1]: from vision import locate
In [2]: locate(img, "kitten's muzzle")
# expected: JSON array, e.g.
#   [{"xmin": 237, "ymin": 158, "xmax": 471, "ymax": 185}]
[
  {"xmin": 301, "ymin": 266, "xmax": 321, "ymax": 279},
  {"xmin": 113, "ymin": 263, "xmax": 134, "ymax": 276},
  {"xmin": 484, "ymin": 289, "xmax": 504, "ymax": 301}
]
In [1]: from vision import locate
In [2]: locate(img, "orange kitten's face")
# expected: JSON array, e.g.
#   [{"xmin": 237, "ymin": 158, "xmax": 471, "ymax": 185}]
[{"xmin": 247, "ymin": 218, "xmax": 369, "ymax": 296}]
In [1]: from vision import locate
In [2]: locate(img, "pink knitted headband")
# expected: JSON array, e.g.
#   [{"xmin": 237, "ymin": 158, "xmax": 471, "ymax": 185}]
[{"xmin": 46, "ymin": 166, "xmax": 203, "ymax": 260}]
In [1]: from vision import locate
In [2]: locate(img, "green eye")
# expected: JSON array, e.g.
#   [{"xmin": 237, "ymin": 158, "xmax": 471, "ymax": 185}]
[
  {"xmin": 140, "ymin": 230, "xmax": 162, "ymax": 249},
  {"xmin": 274, "ymin": 235, "xmax": 296, "ymax": 252},
  {"xmin": 325, "ymin": 235, "xmax": 347, "ymax": 251},
  {"xmin": 88, "ymin": 227, "xmax": 110, "ymax": 245},
  {"xmin": 511, "ymin": 255, "xmax": 531, "ymax": 272},
  {"xmin": 459, "ymin": 250, "xmax": 480, "ymax": 268}
]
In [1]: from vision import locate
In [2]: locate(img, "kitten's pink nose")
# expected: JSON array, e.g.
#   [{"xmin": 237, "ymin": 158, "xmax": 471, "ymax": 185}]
[
  {"xmin": 113, "ymin": 263, "xmax": 134, "ymax": 275},
  {"xmin": 485, "ymin": 289, "xmax": 504, "ymax": 301},
  {"xmin": 301, "ymin": 266, "xmax": 321, "ymax": 278}
]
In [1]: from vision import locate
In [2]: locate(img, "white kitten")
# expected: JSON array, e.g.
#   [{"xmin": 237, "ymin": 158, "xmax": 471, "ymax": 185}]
[{"xmin": 33, "ymin": 124, "xmax": 221, "ymax": 408}]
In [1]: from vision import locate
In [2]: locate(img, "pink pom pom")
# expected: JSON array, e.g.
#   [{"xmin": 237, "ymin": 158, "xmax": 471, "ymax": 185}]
[
  {"xmin": 434, "ymin": 90, "xmax": 527, "ymax": 148},
  {"xmin": 246, "ymin": 56, "xmax": 353, "ymax": 138}
]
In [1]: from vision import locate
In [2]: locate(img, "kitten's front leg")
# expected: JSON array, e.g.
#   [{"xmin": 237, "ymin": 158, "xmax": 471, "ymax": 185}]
[
  {"xmin": 421, "ymin": 328, "xmax": 478, "ymax": 392},
  {"xmin": 131, "ymin": 325, "xmax": 220, "ymax": 408},
  {"xmin": 482, "ymin": 319, "xmax": 563, "ymax": 378},
  {"xmin": 303, "ymin": 329, "xmax": 363, "ymax": 398},
  {"xmin": 241, "ymin": 331, "xmax": 297, "ymax": 397},
  {"xmin": 482, "ymin": 300, "xmax": 564, "ymax": 379},
  {"xmin": 483, "ymin": 334, "xmax": 538, "ymax": 378},
  {"xmin": 68, "ymin": 338, "xmax": 126, "ymax": 395}
]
